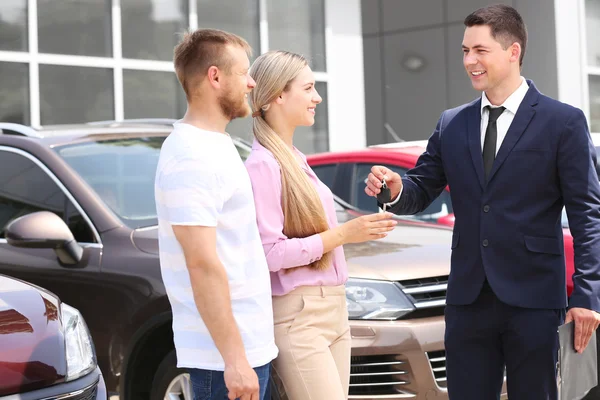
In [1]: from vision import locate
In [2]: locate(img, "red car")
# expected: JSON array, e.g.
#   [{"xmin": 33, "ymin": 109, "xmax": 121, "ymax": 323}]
[{"xmin": 307, "ymin": 136, "xmax": 600, "ymax": 297}]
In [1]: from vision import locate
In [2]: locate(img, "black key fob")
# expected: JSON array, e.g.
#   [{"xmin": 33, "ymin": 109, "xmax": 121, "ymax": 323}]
[{"xmin": 377, "ymin": 179, "xmax": 392, "ymax": 204}]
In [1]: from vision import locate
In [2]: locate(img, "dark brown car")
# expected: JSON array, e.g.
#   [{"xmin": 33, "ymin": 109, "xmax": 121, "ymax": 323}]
[
  {"xmin": 0, "ymin": 120, "xmax": 465, "ymax": 400},
  {"xmin": 0, "ymin": 273, "xmax": 106, "ymax": 399}
]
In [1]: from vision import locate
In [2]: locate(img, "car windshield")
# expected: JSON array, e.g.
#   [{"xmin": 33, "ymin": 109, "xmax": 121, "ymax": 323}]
[
  {"xmin": 53, "ymin": 140, "xmax": 600, "ymax": 230},
  {"xmin": 55, "ymin": 135, "xmax": 252, "ymax": 229},
  {"xmin": 55, "ymin": 136, "xmax": 167, "ymax": 229}
]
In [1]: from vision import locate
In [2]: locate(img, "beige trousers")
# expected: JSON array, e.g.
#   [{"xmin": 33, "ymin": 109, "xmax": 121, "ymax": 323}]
[{"xmin": 271, "ymin": 285, "xmax": 351, "ymax": 400}]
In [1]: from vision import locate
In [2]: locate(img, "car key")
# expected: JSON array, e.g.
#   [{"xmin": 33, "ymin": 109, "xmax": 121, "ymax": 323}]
[{"xmin": 377, "ymin": 178, "xmax": 392, "ymax": 212}]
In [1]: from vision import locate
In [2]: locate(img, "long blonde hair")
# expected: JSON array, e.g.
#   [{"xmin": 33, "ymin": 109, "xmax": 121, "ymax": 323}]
[{"xmin": 249, "ymin": 51, "xmax": 332, "ymax": 272}]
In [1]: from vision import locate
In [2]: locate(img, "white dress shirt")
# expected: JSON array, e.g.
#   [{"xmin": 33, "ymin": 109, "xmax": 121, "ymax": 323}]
[
  {"xmin": 385, "ymin": 77, "xmax": 530, "ymax": 206},
  {"xmin": 480, "ymin": 77, "xmax": 529, "ymax": 154}
]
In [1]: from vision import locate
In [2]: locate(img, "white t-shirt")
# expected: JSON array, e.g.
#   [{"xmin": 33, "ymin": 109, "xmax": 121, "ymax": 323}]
[{"xmin": 154, "ymin": 121, "xmax": 278, "ymax": 370}]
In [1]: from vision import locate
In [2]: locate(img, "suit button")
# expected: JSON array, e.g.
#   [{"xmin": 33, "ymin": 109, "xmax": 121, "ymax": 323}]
[
  {"xmin": 482, "ymin": 239, "xmax": 489, "ymax": 247},
  {"xmin": 483, "ymin": 205, "xmax": 490, "ymax": 213}
]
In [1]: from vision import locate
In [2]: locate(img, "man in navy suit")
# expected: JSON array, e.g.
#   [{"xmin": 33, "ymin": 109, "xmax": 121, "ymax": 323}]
[{"xmin": 366, "ymin": 4, "xmax": 600, "ymax": 399}]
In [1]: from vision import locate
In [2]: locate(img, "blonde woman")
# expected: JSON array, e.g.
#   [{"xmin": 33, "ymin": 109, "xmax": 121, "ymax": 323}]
[{"xmin": 244, "ymin": 50, "xmax": 397, "ymax": 400}]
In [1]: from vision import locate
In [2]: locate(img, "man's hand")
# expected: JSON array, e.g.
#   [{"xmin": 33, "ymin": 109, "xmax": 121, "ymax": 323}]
[
  {"xmin": 565, "ymin": 307, "xmax": 600, "ymax": 353},
  {"xmin": 365, "ymin": 166, "xmax": 403, "ymax": 201},
  {"xmin": 224, "ymin": 361, "xmax": 260, "ymax": 400},
  {"xmin": 173, "ymin": 225, "xmax": 257, "ymax": 399}
]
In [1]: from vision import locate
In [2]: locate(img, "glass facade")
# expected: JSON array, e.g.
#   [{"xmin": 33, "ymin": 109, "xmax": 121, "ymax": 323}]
[
  {"xmin": 121, "ymin": 0, "xmax": 188, "ymax": 61},
  {"xmin": 0, "ymin": 0, "xmax": 27, "ymax": 52},
  {"xmin": 587, "ymin": 0, "xmax": 600, "ymax": 68},
  {"xmin": 197, "ymin": 0, "xmax": 260, "ymax": 56},
  {"xmin": 267, "ymin": 0, "xmax": 327, "ymax": 72},
  {"xmin": 39, "ymin": 65, "xmax": 114, "ymax": 125},
  {"xmin": 0, "ymin": 62, "xmax": 29, "ymax": 124},
  {"xmin": 0, "ymin": 0, "xmax": 329, "ymax": 153},
  {"xmin": 123, "ymin": 69, "xmax": 186, "ymax": 119}
]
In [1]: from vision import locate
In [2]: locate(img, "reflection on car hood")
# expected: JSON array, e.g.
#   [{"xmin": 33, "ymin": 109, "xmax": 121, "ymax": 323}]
[
  {"xmin": 0, "ymin": 275, "xmax": 66, "ymax": 396},
  {"xmin": 343, "ymin": 222, "xmax": 451, "ymax": 282},
  {"xmin": 132, "ymin": 217, "xmax": 452, "ymax": 283}
]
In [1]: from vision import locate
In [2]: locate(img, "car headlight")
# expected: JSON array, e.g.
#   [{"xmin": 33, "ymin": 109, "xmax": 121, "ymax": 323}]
[
  {"xmin": 61, "ymin": 303, "xmax": 96, "ymax": 381},
  {"xmin": 345, "ymin": 278, "xmax": 415, "ymax": 320}
]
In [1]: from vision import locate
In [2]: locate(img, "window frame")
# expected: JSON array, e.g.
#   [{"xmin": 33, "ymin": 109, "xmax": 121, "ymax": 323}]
[
  {"xmin": 0, "ymin": 146, "xmax": 102, "ymax": 245},
  {"xmin": 0, "ymin": 0, "xmax": 329, "ymax": 141}
]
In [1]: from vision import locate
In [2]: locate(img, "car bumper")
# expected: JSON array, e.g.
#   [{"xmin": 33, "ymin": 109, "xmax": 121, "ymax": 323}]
[
  {"xmin": 349, "ymin": 316, "xmax": 508, "ymax": 400},
  {"xmin": 0, "ymin": 366, "xmax": 106, "ymax": 400},
  {"xmin": 349, "ymin": 315, "xmax": 447, "ymax": 399}
]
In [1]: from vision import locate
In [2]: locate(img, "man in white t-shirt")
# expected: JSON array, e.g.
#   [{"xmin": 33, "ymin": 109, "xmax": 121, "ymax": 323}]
[{"xmin": 154, "ymin": 28, "xmax": 277, "ymax": 400}]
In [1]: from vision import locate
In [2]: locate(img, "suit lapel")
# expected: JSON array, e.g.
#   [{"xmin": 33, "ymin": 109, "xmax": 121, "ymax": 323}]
[
  {"xmin": 487, "ymin": 83, "xmax": 540, "ymax": 183},
  {"xmin": 467, "ymin": 101, "xmax": 485, "ymax": 190}
]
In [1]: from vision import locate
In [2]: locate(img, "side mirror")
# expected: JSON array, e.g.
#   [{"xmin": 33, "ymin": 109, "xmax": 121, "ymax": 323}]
[{"xmin": 5, "ymin": 211, "xmax": 84, "ymax": 266}]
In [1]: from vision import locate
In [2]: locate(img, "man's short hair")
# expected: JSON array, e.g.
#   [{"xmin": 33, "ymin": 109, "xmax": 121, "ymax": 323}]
[
  {"xmin": 464, "ymin": 4, "xmax": 527, "ymax": 66},
  {"xmin": 173, "ymin": 28, "xmax": 252, "ymax": 100}
]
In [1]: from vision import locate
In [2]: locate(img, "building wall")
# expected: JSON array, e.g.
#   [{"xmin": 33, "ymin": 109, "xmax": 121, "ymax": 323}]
[
  {"xmin": 555, "ymin": 0, "xmax": 600, "ymax": 134},
  {"xmin": 362, "ymin": 0, "xmax": 559, "ymax": 145}
]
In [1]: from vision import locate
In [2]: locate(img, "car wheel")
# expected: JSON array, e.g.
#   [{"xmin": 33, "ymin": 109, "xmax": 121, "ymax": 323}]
[
  {"xmin": 150, "ymin": 350, "xmax": 193, "ymax": 400},
  {"xmin": 149, "ymin": 349, "xmax": 282, "ymax": 400}
]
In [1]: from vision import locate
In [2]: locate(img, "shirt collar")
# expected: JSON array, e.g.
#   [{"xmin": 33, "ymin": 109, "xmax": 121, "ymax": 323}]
[{"xmin": 481, "ymin": 77, "xmax": 529, "ymax": 115}]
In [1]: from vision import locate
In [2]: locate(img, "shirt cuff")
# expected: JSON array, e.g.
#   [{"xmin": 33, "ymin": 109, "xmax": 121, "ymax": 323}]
[
  {"xmin": 385, "ymin": 186, "xmax": 403, "ymax": 207},
  {"xmin": 306, "ymin": 233, "xmax": 325, "ymax": 264}
]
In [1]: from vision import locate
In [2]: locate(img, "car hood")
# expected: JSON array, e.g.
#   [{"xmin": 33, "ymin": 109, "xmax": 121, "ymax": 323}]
[
  {"xmin": 0, "ymin": 275, "xmax": 66, "ymax": 396},
  {"xmin": 132, "ymin": 221, "xmax": 452, "ymax": 282},
  {"xmin": 343, "ymin": 222, "xmax": 451, "ymax": 281}
]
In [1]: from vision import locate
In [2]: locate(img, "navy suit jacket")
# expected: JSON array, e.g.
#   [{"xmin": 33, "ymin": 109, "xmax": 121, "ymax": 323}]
[{"xmin": 390, "ymin": 81, "xmax": 600, "ymax": 311}]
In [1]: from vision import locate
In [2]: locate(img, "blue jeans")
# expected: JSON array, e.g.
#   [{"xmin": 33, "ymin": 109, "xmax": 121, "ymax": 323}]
[{"xmin": 189, "ymin": 363, "xmax": 271, "ymax": 400}]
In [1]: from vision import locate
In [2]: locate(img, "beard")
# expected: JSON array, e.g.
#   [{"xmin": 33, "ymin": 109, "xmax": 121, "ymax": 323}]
[{"xmin": 218, "ymin": 87, "xmax": 251, "ymax": 121}]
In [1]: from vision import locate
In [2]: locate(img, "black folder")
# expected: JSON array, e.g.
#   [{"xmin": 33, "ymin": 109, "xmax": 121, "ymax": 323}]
[{"xmin": 557, "ymin": 321, "xmax": 598, "ymax": 400}]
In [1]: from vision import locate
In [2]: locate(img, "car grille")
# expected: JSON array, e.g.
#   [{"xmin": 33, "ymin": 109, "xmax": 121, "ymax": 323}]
[
  {"xmin": 349, "ymin": 354, "xmax": 415, "ymax": 397},
  {"xmin": 398, "ymin": 275, "xmax": 448, "ymax": 319},
  {"xmin": 53, "ymin": 383, "xmax": 98, "ymax": 400},
  {"xmin": 426, "ymin": 350, "xmax": 447, "ymax": 388}
]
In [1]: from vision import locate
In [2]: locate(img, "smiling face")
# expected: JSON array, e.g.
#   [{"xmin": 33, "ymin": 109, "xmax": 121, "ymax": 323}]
[
  {"xmin": 462, "ymin": 24, "xmax": 521, "ymax": 95},
  {"xmin": 278, "ymin": 65, "xmax": 322, "ymax": 127}
]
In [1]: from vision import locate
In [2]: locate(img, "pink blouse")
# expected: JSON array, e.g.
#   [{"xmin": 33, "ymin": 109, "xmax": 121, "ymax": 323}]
[{"xmin": 244, "ymin": 139, "xmax": 348, "ymax": 296}]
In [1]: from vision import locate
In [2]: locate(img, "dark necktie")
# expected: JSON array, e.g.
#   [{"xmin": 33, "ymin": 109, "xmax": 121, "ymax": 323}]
[{"xmin": 482, "ymin": 106, "xmax": 506, "ymax": 180}]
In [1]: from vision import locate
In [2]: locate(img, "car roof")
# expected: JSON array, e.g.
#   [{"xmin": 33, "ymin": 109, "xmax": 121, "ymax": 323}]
[
  {"xmin": 369, "ymin": 139, "xmax": 428, "ymax": 149},
  {"xmin": 0, "ymin": 120, "xmax": 173, "ymax": 146},
  {"xmin": 306, "ymin": 140, "xmax": 428, "ymax": 164},
  {"xmin": 370, "ymin": 133, "xmax": 600, "ymax": 152},
  {"xmin": 368, "ymin": 140, "xmax": 428, "ymax": 155},
  {"xmin": 0, "ymin": 119, "xmax": 252, "ymax": 149}
]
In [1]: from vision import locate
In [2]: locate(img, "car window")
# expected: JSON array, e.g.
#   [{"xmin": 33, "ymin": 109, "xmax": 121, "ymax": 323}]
[
  {"xmin": 312, "ymin": 164, "xmax": 337, "ymax": 189},
  {"xmin": 354, "ymin": 164, "xmax": 409, "ymax": 212},
  {"xmin": 0, "ymin": 150, "xmax": 96, "ymax": 243},
  {"xmin": 416, "ymin": 190, "xmax": 454, "ymax": 222},
  {"xmin": 57, "ymin": 137, "xmax": 164, "ymax": 229},
  {"xmin": 234, "ymin": 139, "xmax": 251, "ymax": 161},
  {"xmin": 353, "ymin": 163, "xmax": 453, "ymax": 222},
  {"xmin": 55, "ymin": 136, "xmax": 251, "ymax": 229}
]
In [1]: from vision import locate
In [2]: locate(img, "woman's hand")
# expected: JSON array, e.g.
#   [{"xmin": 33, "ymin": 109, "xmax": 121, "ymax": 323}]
[{"xmin": 339, "ymin": 212, "xmax": 397, "ymax": 244}]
